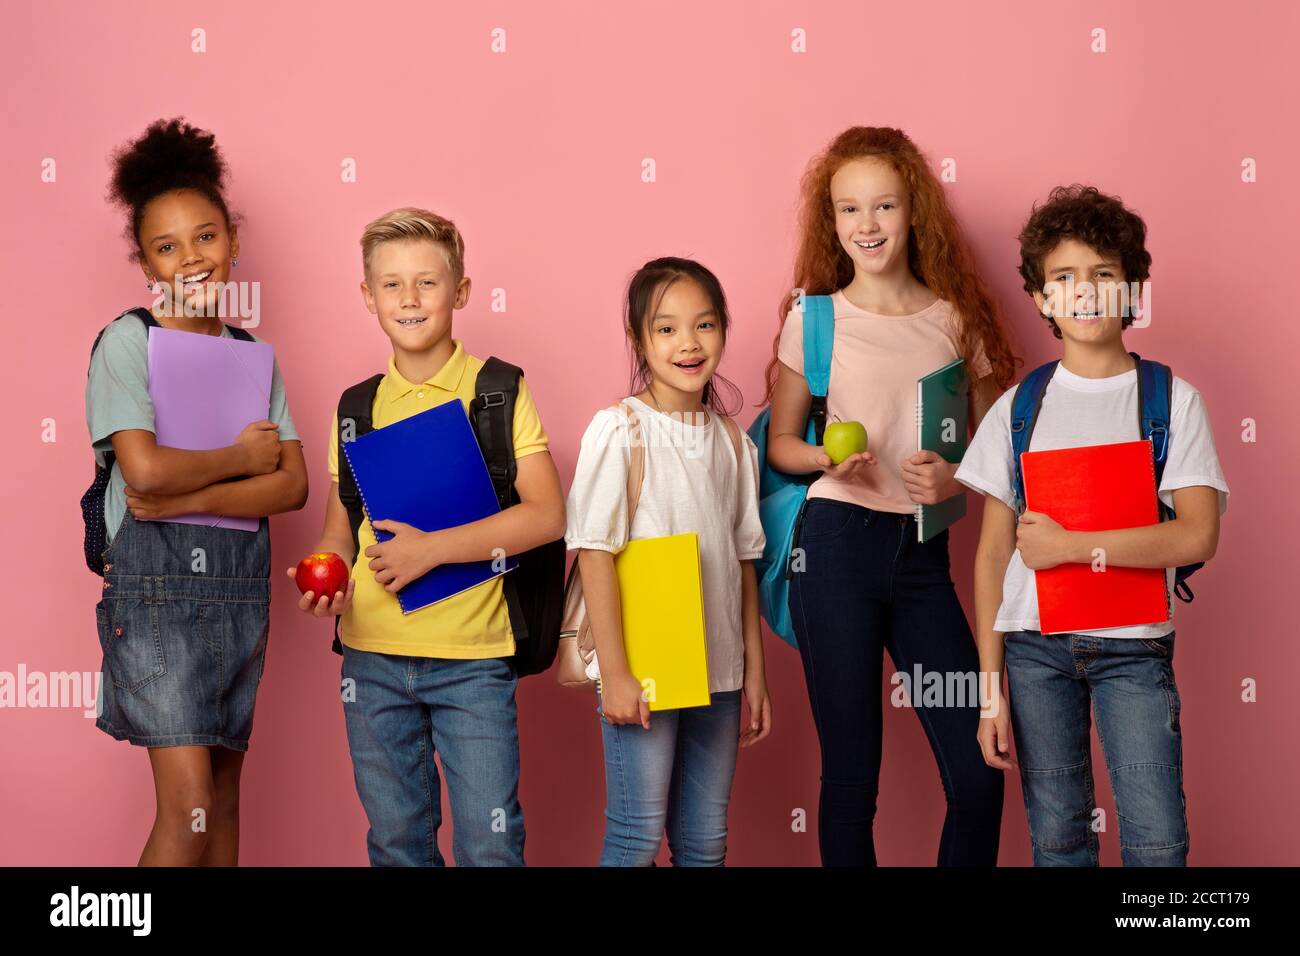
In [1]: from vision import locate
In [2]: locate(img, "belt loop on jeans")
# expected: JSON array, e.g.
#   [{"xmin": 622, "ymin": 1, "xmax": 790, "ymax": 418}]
[{"xmin": 144, "ymin": 575, "xmax": 165, "ymax": 604}]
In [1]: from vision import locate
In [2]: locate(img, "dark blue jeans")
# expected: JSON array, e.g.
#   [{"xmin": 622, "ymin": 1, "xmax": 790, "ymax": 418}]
[
  {"xmin": 1005, "ymin": 629, "xmax": 1189, "ymax": 866},
  {"xmin": 789, "ymin": 498, "xmax": 1003, "ymax": 866}
]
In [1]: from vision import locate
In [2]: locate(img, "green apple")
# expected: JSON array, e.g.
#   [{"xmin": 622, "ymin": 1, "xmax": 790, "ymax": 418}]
[{"xmin": 823, "ymin": 420, "xmax": 868, "ymax": 464}]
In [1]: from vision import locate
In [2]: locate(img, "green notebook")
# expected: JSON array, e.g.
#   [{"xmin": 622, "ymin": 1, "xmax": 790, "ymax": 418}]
[{"xmin": 915, "ymin": 358, "xmax": 969, "ymax": 543}]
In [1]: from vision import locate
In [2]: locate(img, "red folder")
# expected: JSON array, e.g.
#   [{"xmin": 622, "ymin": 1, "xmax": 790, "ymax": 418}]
[{"xmin": 1020, "ymin": 440, "xmax": 1169, "ymax": 634}]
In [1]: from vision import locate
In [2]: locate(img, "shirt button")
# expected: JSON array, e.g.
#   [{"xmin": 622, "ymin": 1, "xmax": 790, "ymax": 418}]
[{"xmin": 417, "ymin": 391, "xmax": 424, "ymax": 399}]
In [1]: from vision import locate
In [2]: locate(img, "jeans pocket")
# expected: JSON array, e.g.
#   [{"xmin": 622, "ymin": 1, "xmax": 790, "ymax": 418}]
[
  {"xmin": 799, "ymin": 501, "xmax": 857, "ymax": 541},
  {"xmin": 106, "ymin": 597, "xmax": 167, "ymax": 693},
  {"xmin": 1139, "ymin": 637, "xmax": 1172, "ymax": 657}
]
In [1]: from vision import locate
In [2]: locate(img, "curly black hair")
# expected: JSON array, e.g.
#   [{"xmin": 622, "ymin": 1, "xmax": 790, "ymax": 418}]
[
  {"xmin": 1017, "ymin": 184, "xmax": 1151, "ymax": 339},
  {"xmin": 107, "ymin": 117, "xmax": 237, "ymax": 260}
]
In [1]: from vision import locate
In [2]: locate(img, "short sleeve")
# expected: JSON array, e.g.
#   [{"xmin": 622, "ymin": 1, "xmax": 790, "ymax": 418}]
[
  {"xmin": 86, "ymin": 317, "xmax": 155, "ymax": 465},
  {"xmin": 565, "ymin": 409, "xmax": 632, "ymax": 553},
  {"xmin": 1159, "ymin": 382, "xmax": 1229, "ymax": 514},
  {"xmin": 512, "ymin": 375, "xmax": 549, "ymax": 459},
  {"xmin": 776, "ymin": 308, "xmax": 804, "ymax": 375},
  {"xmin": 267, "ymin": 356, "xmax": 301, "ymax": 444},
  {"xmin": 734, "ymin": 430, "xmax": 766, "ymax": 560},
  {"xmin": 326, "ymin": 412, "xmax": 340, "ymax": 482},
  {"xmin": 954, "ymin": 388, "xmax": 1018, "ymax": 510}
]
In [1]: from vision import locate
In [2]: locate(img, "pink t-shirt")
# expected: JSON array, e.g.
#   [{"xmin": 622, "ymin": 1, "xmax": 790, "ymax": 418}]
[{"xmin": 777, "ymin": 289, "xmax": 991, "ymax": 514}]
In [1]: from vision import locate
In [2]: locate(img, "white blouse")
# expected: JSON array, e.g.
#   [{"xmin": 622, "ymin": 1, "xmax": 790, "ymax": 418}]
[{"xmin": 564, "ymin": 396, "xmax": 767, "ymax": 694}]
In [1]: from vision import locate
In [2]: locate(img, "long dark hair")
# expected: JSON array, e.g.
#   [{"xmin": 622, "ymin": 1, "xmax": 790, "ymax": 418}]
[{"xmin": 624, "ymin": 257, "xmax": 742, "ymax": 417}]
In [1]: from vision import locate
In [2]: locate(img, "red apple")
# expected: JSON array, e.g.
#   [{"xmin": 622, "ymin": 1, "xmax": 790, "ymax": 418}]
[{"xmin": 295, "ymin": 552, "xmax": 349, "ymax": 599}]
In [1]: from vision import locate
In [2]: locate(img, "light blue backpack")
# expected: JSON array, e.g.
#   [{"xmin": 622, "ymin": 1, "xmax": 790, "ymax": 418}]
[{"xmin": 745, "ymin": 295, "xmax": 835, "ymax": 647}]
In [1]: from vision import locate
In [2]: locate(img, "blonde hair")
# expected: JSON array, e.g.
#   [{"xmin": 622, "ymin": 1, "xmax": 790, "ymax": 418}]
[{"xmin": 360, "ymin": 206, "xmax": 465, "ymax": 282}]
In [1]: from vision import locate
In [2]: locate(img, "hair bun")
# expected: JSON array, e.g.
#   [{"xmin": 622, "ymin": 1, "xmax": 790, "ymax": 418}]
[{"xmin": 108, "ymin": 117, "xmax": 227, "ymax": 212}]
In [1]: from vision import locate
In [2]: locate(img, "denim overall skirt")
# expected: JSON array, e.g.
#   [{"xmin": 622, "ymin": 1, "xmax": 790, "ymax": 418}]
[{"xmin": 94, "ymin": 508, "xmax": 271, "ymax": 751}]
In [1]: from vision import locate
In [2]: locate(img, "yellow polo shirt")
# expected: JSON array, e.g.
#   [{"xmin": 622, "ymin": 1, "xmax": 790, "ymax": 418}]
[{"xmin": 327, "ymin": 340, "xmax": 549, "ymax": 658}]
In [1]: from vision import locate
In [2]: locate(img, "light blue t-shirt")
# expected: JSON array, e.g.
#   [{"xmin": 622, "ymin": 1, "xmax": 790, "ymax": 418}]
[{"xmin": 85, "ymin": 311, "xmax": 300, "ymax": 543}]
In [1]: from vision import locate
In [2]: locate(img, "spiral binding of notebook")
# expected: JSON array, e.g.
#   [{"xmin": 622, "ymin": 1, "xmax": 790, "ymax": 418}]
[{"xmin": 340, "ymin": 400, "xmax": 514, "ymax": 614}]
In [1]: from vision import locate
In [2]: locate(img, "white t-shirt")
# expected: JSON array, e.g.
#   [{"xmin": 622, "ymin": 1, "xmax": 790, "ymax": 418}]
[
  {"xmin": 955, "ymin": 362, "xmax": 1229, "ymax": 639},
  {"xmin": 564, "ymin": 396, "xmax": 767, "ymax": 693}
]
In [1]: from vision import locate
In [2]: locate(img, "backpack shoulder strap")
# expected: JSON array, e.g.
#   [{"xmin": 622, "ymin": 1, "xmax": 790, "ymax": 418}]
[
  {"xmin": 1133, "ymin": 352, "xmax": 1176, "ymax": 518},
  {"xmin": 89, "ymin": 307, "xmax": 159, "ymax": 373},
  {"xmin": 88, "ymin": 309, "xmax": 161, "ymax": 473},
  {"xmin": 1009, "ymin": 360, "xmax": 1059, "ymax": 513},
  {"xmin": 1134, "ymin": 353, "xmax": 1200, "ymax": 601},
  {"xmin": 719, "ymin": 414, "xmax": 743, "ymax": 468},
  {"xmin": 610, "ymin": 402, "xmax": 647, "ymax": 526},
  {"xmin": 336, "ymin": 374, "xmax": 385, "ymax": 554},
  {"xmin": 801, "ymin": 294, "xmax": 835, "ymax": 446},
  {"xmin": 332, "ymin": 372, "xmax": 384, "ymax": 655},
  {"xmin": 224, "ymin": 323, "xmax": 256, "ymax": 342},
  {"xmin": 471, "ymin": 357, "xmax": 532, "ymax": 645},
  {"xmin": 471, "ymin": 357, "xmax": 523, "ymax": 510},
  {"xmin": 1134, "ymin": 353, "xmax": 1172, "ymax": 475},
  {"xmin": 801, "ymin": 295, "xmax": 834, "ymax": 398}
]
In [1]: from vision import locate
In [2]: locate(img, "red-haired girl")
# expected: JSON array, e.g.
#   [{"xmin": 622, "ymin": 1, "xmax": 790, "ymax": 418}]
[{"xmin": 764, "ymin": 127, "xmax": 1015, "ymax": 866}]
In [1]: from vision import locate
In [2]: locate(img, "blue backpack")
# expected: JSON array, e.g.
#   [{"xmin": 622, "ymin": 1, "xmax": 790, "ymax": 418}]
[
  {"xmin": 1009, "ymin": 352, "xmax": 1203, "ymax": 603},
  {"xmin": 746, "ymin": 295, "xmax": 835, "ymax": 647}
]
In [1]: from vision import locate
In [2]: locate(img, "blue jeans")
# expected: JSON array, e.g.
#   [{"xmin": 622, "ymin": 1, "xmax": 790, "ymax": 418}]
[
  {"xmin": 597, "ymin": 690, "xmax": 742, "ymax": 866},
  {"xmin": 789, "ymin": 499, "xmax": 1004, "ymax": 866},
  {"xmin": 340, "ymin": 645, "xmax": 524, "ymax": 866},
  {"xmin": 1004, "ymin": 630, "xmax": 1189, "ymax": 866}
]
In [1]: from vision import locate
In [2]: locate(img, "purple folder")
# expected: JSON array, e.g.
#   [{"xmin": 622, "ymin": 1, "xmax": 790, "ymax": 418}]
[{"xmin": 146, "ymin": 326, "xmax": 274, "ymax": 531}]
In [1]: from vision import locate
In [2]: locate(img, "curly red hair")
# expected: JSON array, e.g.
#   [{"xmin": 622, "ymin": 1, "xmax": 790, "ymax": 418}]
[{"xmin": 763, "ymin": 127, "xmax": 1017, "ymax": 401}]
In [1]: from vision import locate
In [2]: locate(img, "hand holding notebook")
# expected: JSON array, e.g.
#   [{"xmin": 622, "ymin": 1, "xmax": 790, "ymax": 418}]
[
  {"xmin": 145, "ymin": 325, "xmax": 274, "ymax": 531},
  {"xmin": 341, "ymin": 398, "xmax": 515, "ymax": 614},
  {"xmin": 1021, "ymin": 439, "xmax": 1169, "ymax": 633},
  {"xmin": 915, "ymin": 357, "xmax": 968, "ymax": 542},
  {"xmin": 610, "ymin": 532, "xmax": 711, "ymax": 712}
]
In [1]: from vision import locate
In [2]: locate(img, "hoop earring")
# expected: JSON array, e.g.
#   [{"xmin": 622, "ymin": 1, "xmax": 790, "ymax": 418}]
[
  {"xmin": 145, "ymin": 278, "xmax": 160, "ymax": 294},
  {"xmin": 231, "ymin": 257, "xmax": 238, "ymax": 268}
]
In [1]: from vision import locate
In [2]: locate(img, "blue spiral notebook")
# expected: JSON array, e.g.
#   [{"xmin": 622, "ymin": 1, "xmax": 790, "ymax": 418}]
[{"xmin": 341, "ymin": 399, "xmax": 516, "ymax": 613}]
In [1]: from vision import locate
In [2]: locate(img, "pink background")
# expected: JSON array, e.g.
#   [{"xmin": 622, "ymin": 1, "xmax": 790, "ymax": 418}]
[{"xmin": 3, "ymin": 0, "xmax": 1297, "ymax": 865}]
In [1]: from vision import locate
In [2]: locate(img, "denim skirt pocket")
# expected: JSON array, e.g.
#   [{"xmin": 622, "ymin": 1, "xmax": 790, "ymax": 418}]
[{"xmin": 105, "ymin": 596, "xmax": 168, "ymax": 694}]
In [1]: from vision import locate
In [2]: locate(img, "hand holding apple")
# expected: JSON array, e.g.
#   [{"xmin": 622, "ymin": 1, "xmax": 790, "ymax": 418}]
[
  {"xmin": 287, "ymin": 552, "xmax": 354, "ymax": 617},
  {"xmin": 814, "ymin": 418, "xmax": 876, "ymax": 481},
  {"xmin": 823, "ymin": 419, "xmax": 868, "ymax": 464}
]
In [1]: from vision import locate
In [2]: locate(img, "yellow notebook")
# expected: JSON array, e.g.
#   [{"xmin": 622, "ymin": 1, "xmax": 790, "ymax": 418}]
[{"xmin": 611, "ymin": 532, "xmax": 711, "ymax": 711}]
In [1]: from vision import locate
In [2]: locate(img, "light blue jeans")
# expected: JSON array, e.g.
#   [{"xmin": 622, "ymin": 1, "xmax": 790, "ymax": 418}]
[
  {"xmin": 597, "ymin": 689, "xmax": 742, "ymax": 866},
  {"xmin": 341, "ymin": 645, "xmax": 524, "ymax": 866},
  {"xmin": 1005, "ymin": 630, "xmax": 1188, "ymax": 866}
]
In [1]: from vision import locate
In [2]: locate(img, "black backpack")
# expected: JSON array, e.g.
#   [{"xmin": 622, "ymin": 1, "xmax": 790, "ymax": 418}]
[
  {"xmin": 333, "ymin": 357, "xmax": 566, "ymax": 677},
  {"xmin": 80, "ymin": 308, "xmax": 256, "ymax": 575}
]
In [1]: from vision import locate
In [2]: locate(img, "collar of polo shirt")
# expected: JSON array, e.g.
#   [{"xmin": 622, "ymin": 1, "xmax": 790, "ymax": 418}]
[{"xmin": 384, "ymin": 339, "xmax": 469, "ymax": 399}]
